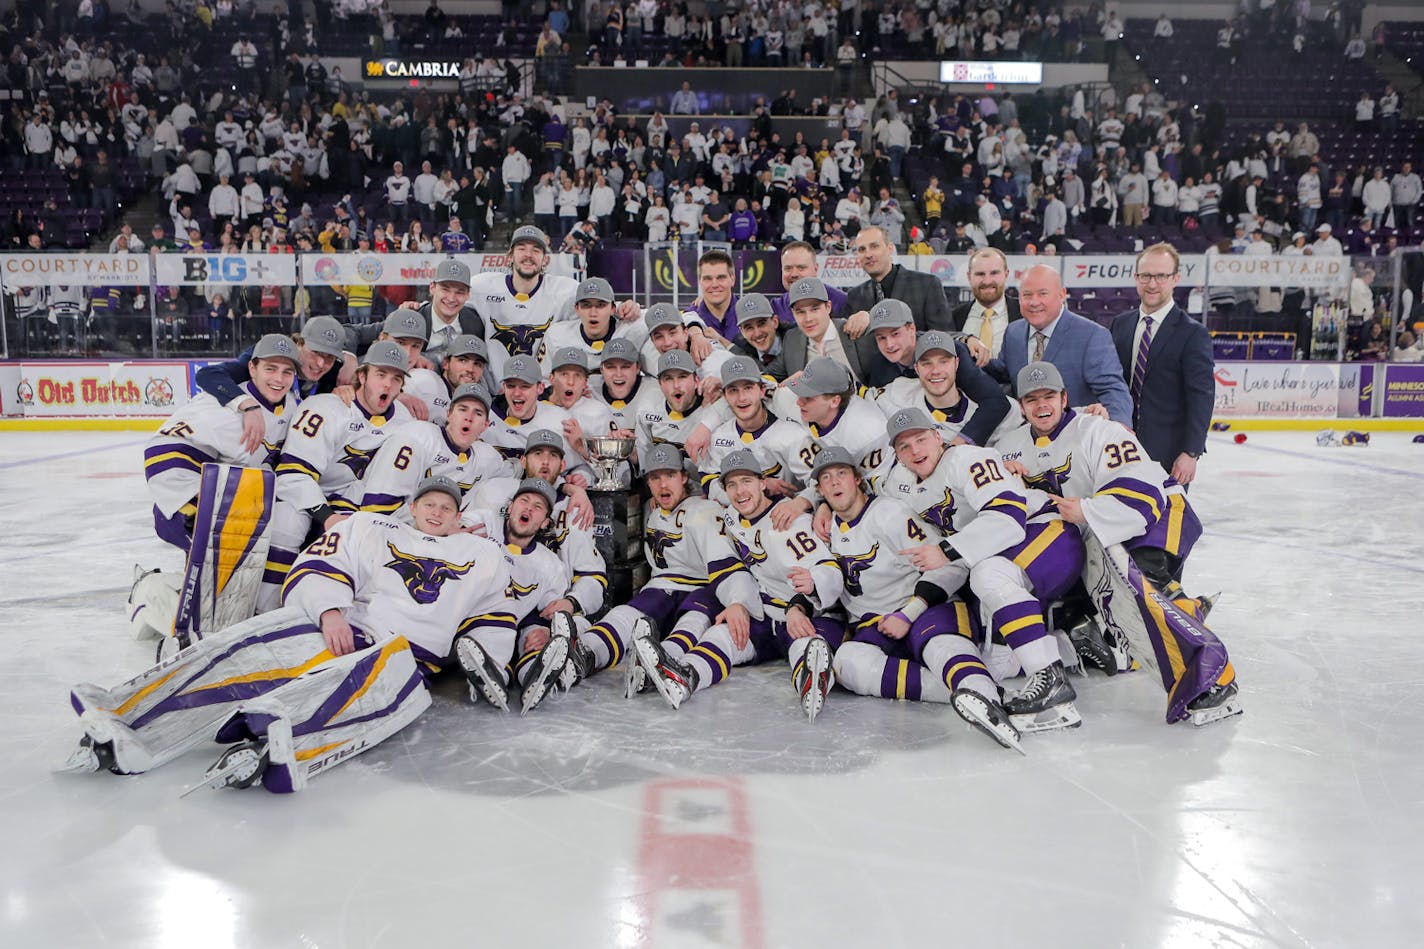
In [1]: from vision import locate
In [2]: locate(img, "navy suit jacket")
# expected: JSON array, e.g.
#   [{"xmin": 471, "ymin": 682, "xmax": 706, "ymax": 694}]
[
  {"xmin": 1110, "ymin": 305, "xmax": 1215, "ymax": 469},
  {"xmin": 997, "ymin": 309, "xmax": 1134, "ymax": 424}
]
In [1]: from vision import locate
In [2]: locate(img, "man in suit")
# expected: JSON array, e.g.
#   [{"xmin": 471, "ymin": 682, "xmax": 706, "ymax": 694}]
[
  {"xmin": 997, "ymin": 264, "xmax": 1134, "ymax": 424},
  {"xmin": 770, "ymin": 241, "xmax": 850, "ymax": 326},
  {"xmin": 840, "ymin": 225, "xmax": 955, "ymax": 339},
  {"xmin": 346, "ymin": 257, "xmax": 486, "ymax": 363},
  {"xmin": 766, "ymin": 277, "xmax": 880, "ymax": 382},
  {"xmin": 1110, "ymin": 243, "xmax": 1215, "ymax": 485},
  {"xmin": 950, "ymin": 246, "xmax": 1022, "ymax": 376}
]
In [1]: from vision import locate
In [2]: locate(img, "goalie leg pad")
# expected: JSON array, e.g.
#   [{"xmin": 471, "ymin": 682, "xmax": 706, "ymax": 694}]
[{"xmin": 211, "ymin": 634, "xmax": 432, "ymax": 793}]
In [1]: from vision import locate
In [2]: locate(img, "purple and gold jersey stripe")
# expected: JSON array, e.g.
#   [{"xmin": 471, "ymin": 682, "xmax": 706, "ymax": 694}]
[
  {"xmin": 359, "ymin": 492, "xmax": 406, "ymax": 515},
  {"xmin": 457, "ymin": 612, "xmax": 519, "ymax": 636},
  {"xmin": 282, "ymin": 558, "xmax": 356, "ymax": 597},
  {"xmin": 275, "ymin": 452, "xmax": 321, "ymax": 480},
  {"xmin": 1098, "ymin": 476, "xmax": 1163, "ymax": 525},
  {"xmin": 144, "ymin": 441, "xmax": 217, "ymax": 477}
]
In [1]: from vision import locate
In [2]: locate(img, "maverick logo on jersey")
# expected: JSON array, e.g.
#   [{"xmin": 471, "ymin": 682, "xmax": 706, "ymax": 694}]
[
  {"xmin": 644, "ymin": 526, "xmax": 683, "ymax": 569},
  {"xmin": 339, "ymin": 444, "xmax": 378, "ymax": 480},
  {"xmin": 490, "ymin": 317, "xmax": 555, "ymax": 357},
  {"xmin": 505, "ymin": 577, "xmax": 539, "ymax": 600},
  {"xmin": 728, "ymin": 530, "xmax": 768, "ymax": 568},
  {"xmin": 384, "ymin": 543, "xmax": 476, "ymax": 604},
  {"xmin": 838, "ymin": 543, "xmax": 880, "ymax": 597},
  {"xmin": 1023, "ymin": 454, "xmax": 1073, "ymax": 495},
  {"xmin": 920, "ymin": 488, "xmax": 957, "ymax": 532}
]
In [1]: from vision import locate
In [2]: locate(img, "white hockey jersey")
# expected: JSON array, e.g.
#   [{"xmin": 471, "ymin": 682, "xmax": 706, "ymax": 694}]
[
  {"xmin": 700, "ymin": 411, "xmax": 813, "ymax": 500},
  {"xmin": 458, "ymin": 511, "xmax": 570, "ymax": 626},
  {"xmin": 145, "ymin": 382, "xmax": 295, "ymax": 517},
  {"xmin": 996, "ymin": 410, "xmax": 1169, "ymax": 547},
  {"xmin": 795, "ymin": 395, "xmax": 892, "ymax": 503},
  {"xmin": 720, "ymin": 505, "xmax": 843, "ymax": 619},
  {"xmin": 634, "ymin": 394, "xmax": 723, "ymax": 460},
  {"xmin": 403, "ymin": 368, "xmax": 453, "ymax": 426},
  {"xmin": 829, "ymin": 495, "xmax": 939, "ymax": 620},
  {"xmin": 873, "ymin": 379, "xmax": 1025, "ymax": 447},
  {"xmin": 481, "ymin": 397, "xmax": 581, "ymax": 467},
  {"xmin": 540, "ymin": 318, "xmax": 650, "ymax": 376},
  {"xmin": 466, "ymin": 476, "xmax": 607, "ymax": 615},
  {"xmin": 643, "ymin": 496, "xmax": 760, "ymax": 613},
  {"xmin": 469, "ymin": 271, "xmax": 579, "ymax": 380},
  {"xmin": 281, "ymin": 512, "xmax": 516, "ymax": 667},
  {"xmin": 592, "ymin": 374, "xmax": 657, "ymax": 433},
  {"xmin": 359, "ymin": 420, "xmax": 512, "ymax": 515},
  {"xmin": 871, "ymin": 445, "xmax": 1055, "ymax": 566},
  {"xmin": 274, "ymin": 393, "xmax": 413, "ymax": 512}
]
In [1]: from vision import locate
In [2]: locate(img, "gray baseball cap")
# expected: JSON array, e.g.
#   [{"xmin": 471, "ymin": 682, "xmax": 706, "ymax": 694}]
[
  {"xmin": 644, "ymin": 302, "xmax": 684, "ymax": 331},
  {"xmin": 867, "ymin": 299, "xmax": 915, "ymax": 333},
  {"xmin": 915, "ymin": 331, "xmax": 959, "ymax": 361},
  {"xmin": 810, "ymin": 445, "xmax": 859, "ymax": 481},
  {"xmin": 510, "ymin": 225, "xmax": 550, "ymax": 251},
  {"xmin": 512, "ymin": 477, "xmax": 557, "ymax": 510},
  {"xmin": 657, "ymin": 349, "xmax": 696, "ymax": 377},
  {"xmin": 786, "ymin": 277, "xmax": 830, "ymax": 305},
  {"xmin": 301, "ymin": 315, "xmax": 346, "ymax": 356},
  {"xmin": 643, "ymin": 442, "xmax": 686, "ymax": 475},
  {"xmin": 886, "ymin": 406, "xmax": 939, "ymax": 444},
  {"xmin": 787, "ymin": 357, "xmax": 852, "ymax": 398},
  {"xmin": 1016, "ymin": 360, "xmax": 1066, "ymax": 395},
  {"xmin": 361, "ymin": 340, "xmax": 410, "ymax": 373},
  {"xmin": 523, "ymin": 428, "xmax": 565, "ymax": 454},
  {"xmin": 600, "ymin": 337, "xmax": 641, "ymax": 364},
  {"xmin": 445, "ymin": 334, "xmax": 488, "ymax": 361},
  {"xmin": 502, "ymin": 355, "xmax": 544, "ymax": 384},
  {"xmin": 382, "ymin": 310, "xmax": 428, "ymax": 341},
  {"xmin": 576, "ymin": 276, "xmax": 615, "ymax": 303},
  {"xmin": 413, "ymin": 474, "xmax": 462, "ymax": 506},
  {"xmin": 251, "ymin": 333, "xmax": 300, "ymax": 367},
  {"xmin": 551, "ymin": 347, "xmax": 589, "ymax": 373},
  {"xmin": 719, "ymin": 448, "xmax": 763, "ymax": 482},
  {"xmin": 449, "ymin": 382, "xmax": 492, "ymax": 408},
  {"xmin": 433, "ymin": 257, "xmax": 471, "ymax": 286},
  {"xmin": 734, "ymin": 293, "xmax": 775, "ymax": 325},
  {"xmin": 720, "ymin": 355, "xmax": 764, "ymax": 387}
]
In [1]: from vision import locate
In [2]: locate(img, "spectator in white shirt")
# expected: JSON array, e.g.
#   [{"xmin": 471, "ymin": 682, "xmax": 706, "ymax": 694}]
[
  {"xmin": 501, "ymin": 146, "xmax": 532, "ymax": 220},
  {"xmin": 1362, "ymin": 167, "xmax": 1392, "ymax": 228},
  {"xmin": 208, "ymin": 173, "xmax": 240, "ymax": 235},
  {"xmin": 412, "ymin": 160, "xmax": 440, "ymax": 222}
]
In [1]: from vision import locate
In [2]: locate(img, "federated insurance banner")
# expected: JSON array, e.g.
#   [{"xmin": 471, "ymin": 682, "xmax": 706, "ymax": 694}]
[
  {"xmin": 0, "ymin": 253, "xmax": 150, "ymax": 287},
  {"xmin": 152, "ymin": 254, "xmax": 298, "ymax": 286},
  {"xmin": 299, "ymin": 252, "xmax": 580, "ymax": 286},
  {"xmin": 1381, "ymin": 363, "xmax": 1424, "ymax": 418},
  {"xmin": 1212, "ymin": 361, "xmax": 1366, "ymax": 418},
  {"xmin": 3, "ymin": 360, "xmax": 191, "ymax": 417}
]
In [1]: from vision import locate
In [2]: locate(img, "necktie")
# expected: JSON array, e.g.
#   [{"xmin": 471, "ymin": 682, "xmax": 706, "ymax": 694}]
[
  {"xmin": 1132, "ymin": 315, "xmax": 1154, "ymax": 401},
  {"xmin": 1032, "ymin": 330, "xmax": 1046, "ymax": 362},
  {"xmin": 872, "ymin": 280, "xmax": 886, "ymax": 303},
  {"xmin": 979, "ymin": 307, "xmax": 995, "ymax": 354},
  {"xmin": 438, "ymin": 324, "xmax": 455, "ymax": 349}
]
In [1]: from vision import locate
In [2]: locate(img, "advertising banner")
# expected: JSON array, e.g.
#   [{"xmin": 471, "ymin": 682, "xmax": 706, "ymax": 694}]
[
  {"xmin": 7, "ymin": 361, "xmax": 190, "ymax": 417},
  {"xmin": 0, "ymin": 254, "xmax": 150, "ymax": 287},
  {"xmin": 299, "ymin": 252, "xmax": 579, "ymax": 286},
  {"xmin": 1206, "ymin": 253, "xmax": 1349, "ymax": 289},
  {"xmin": 1380, "ymin": 363, "xmax": 1424, "ymax": 418},
  {"xmin": 1062, "ymin": 254, "xmax": 1206, "ymax": 288},
  {"xmin": 1211, "ymin": 361, "xmax": 1361, "ymax": 418},
  {"xmin": 152, "ymin": 254, "xmax": 298, "ymax": 286}
]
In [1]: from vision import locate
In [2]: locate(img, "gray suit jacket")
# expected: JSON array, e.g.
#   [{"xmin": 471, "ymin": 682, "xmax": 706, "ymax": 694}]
[
  {"xmin": 997, "ymin": 309, "xmax": 1134, "ymax": 424},
  {"xmin": 765, "ymin": 318, "xmax": 880, "ymax": 382}
]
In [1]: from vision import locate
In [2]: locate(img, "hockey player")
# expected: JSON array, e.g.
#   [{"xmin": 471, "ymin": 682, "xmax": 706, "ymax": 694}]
[
  {"xmin": 875, "ymin": 407, "xmax": 1086, "ymax": 733},
  {"xmin": 642, "ymin": 301, "xmax": 733, "ymax": 393},
  {"xmin": 359, "ymin": 258, "xmax": 486, "ymax": 364},
  {"xmin": 144, "ymin": 333, "xmax": 300, "ymax": 549},
  {"xmin": 544, "ymin": 347, "xmax": 619, "ymax": 443},
  {"xmin": 66, "ymin": 476, "xmax": 519, "ymax": 793},
  {"xmin": 481, "ymin": 355, "xmax": 588, "ymax": 475},
  {"xmin": 373, "ymin": 309, "xmax": 443, "ymax": 422},
  {"xmin": 263, "ymin": 341, "xmax": 415, "ymax": 610},
  {"xmin": 634, "ymin": 350, "xmax": 725, "ymax": 460},
  {"xmin": 469, "ymin": 226, "xmax": 581, "ymax": 380},
  {"xmin": 194, "ymin": 315, "xmax": 348, "ymax": 454},
  {"xmin": 698, "ymin": 355, "xmax": 811, "ymax": 502},
  {"xmin": 465, "ymin": 428, "xmax": 604, "ymax": 620},
  {"xmin": 579, "ymin": 444, "xmax": 760, "ymax": 691},
  {"xmin": 872, "ymin": 325, "xmax": 1025, "ymax": 447},
  {"xmin": 769, "ymin": 357, "xmax": 891, "ymax": 528},
  {"xmin": 359, "ymin": 382, "xmax": 511, "ymax": 515},
  {"xmin": 540, "ymin": 276, "xmax": 649, "ymax": 375},
  {"xmin": 403, "ymin": 332, "xmax": 488, "ymax": 426},
  {"xmin": 460, "ymin": 478, "xmax": 583, "ymax": 713},
  {"xmin": 812, "ymin": 446, "xmax": 1023, "ymax": 751},
  {"xmin": 635, "ymin": 450, "xmax": 845, "ymax": 721},
  {"xmin": 998, "ymin": 362, "xmax": 1241, "ymax": 726},
  {"xmin": 592, "ymin": 337, "xmax": 656, "ymax": 435}
]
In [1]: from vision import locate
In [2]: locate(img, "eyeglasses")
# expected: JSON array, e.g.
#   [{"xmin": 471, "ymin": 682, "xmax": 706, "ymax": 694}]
[{"xmin": 1135, "ymin": 271, "xmax": 1178, "ymax": 283}]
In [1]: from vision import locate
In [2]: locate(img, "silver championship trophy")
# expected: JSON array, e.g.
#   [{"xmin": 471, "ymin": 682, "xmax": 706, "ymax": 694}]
[
  {"xmin": 584, "ymin": 435, "xmax": 647, "ymax": 606},
  {"xmin": 585, "ymin": 435, "xmax": 635, "ymax": 491}
]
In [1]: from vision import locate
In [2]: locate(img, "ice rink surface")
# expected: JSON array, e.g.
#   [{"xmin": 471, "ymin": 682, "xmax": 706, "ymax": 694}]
[{"xmin": 2, "ymin": 428, "xmax": 1422, "ymax": 948}]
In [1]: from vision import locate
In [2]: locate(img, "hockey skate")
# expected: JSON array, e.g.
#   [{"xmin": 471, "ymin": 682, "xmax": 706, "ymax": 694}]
[
  {"xmin": 59, "ymin": 735, "xmax": 118, "ymax": 775},
  {"xmin": 181, "ymin": 740, "xmax": 269, "ymax": 796},
  {"xmin": 456, "ymin": 636, "xmax": 510, "ymax": 712},
  {"xmin": 951, "ymin": 689, "xmax": 1026, "ymax": 754},
  {"xmin": 632, "ymin": 630, "xmax": 699, "ymax": 710},
  {"xmin": 624, "ymin": 616, "xmax": 658, "ymax": 698},
  {"xmin": 1069, "ymin": 616, "xmax": 1131, "ymax": 676},
  {"xmin": 793, "ymin": 636, "xmax": 833, "ymax": 723},
  {"xmin": 1005, "ymin": 661, "xmax": 1082, "ymax": 733},
  {"xmin": 520, "ymin": 616, "xmax": 571, "ymax": 715},
  {"xmin": 1187, "ymin": 680, "xmax": 1243, "ymax": 727}
]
